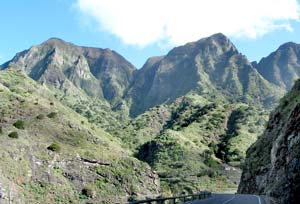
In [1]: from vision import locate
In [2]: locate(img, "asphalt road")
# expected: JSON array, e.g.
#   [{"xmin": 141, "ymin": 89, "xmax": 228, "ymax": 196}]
[{"xmin": 186, "ymin": 194, "xmax": 265, "ymax": 204}]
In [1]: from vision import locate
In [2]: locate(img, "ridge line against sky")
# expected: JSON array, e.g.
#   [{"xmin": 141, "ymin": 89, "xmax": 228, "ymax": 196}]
[{"xmin": 0, "ymin": 0, "xmax": 300, "ymax": 68}]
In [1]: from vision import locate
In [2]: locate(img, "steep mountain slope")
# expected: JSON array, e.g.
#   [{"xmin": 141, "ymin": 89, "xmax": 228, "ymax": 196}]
[
  {"xmin": 0, "ymin": 38, "xmax": 135, "ymax": 104},
  {"xmin": 127, "ymin": 33, "xmax": 283, "ymax": 116},
  {"xmin": 0, "ymin": 34, "xmax": 291, "ymax": 198},
  {"xmin": 0, "ymin": 38, "xmax": 136, "ymax": 135},
  {"xmin": 238, "ymin": 80, "xmax": 300, "ymax": 204},
  {"xmin": 117, "ymin": 93, "xmax": 268, "ymax": 195},
  {"xmin": 256, "ymin": 42, "xmax": 300, "ymax": 90},
  {"xmin": 0, "ymin": 69, "xmax": 160, "ymax": 204}
]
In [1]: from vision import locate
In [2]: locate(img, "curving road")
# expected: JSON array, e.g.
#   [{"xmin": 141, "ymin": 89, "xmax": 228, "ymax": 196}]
[{"xmin": 186, "ymin": 194, "xmax": 266, "ymax": 204}]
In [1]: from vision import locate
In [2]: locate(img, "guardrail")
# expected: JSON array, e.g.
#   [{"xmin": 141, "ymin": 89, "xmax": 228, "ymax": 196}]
[{"xmin": 128, "ymin": 191, "xmax": 211, "ymax": 204}]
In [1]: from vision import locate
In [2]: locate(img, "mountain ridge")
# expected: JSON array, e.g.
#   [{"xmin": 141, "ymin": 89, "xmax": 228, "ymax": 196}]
[
  {"xmin": 126, "ymin": 33, "xmax": 284, "ymax": 116},
  {"xmin": 1, "ymin": 37, "xmax": 136, "ymax": 105},
  {"xmin": 1, "ymin": 33, "xmax": 293, "ymax": 118}
]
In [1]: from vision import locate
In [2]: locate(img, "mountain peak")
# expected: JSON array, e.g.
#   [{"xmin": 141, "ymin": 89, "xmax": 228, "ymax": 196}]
[
  {"xmin": 166, "ymin": 33, "xmax": 238, "ymax": 59},
  {"xmin": 43, "ymin": 37, "xmax": 70, "ymax": 46},
  {"xmin": 256, "ymin": 41, "xmax": 300, "ymax": 90},
  {"xmin": 210, "ymin": 32, "xmax": 229, "ymax": 41},
  {"xmin": 278, "ymin": 41, "xmax": 299, "ymax": 50},
  {"xmin": 207, "ymin": 33, "xmax": 237, "ymax": 52},
  {"xmin": 1, "ymin": 38, "xmax": 136, "ymax": 103}
]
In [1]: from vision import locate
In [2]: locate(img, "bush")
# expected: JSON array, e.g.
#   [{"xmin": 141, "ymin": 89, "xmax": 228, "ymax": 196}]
[
  {"xmin": 47, "ymin": 143, "xmax": 61, "ymax": 152},
  {"xmin": 8, "ymin": 131, "xmax": 18, "ymax": 138},
  {"xmin": 36, "ymin": 114, "xmax": 45, "ymax": 120},
  {"xmin": 0, "ymin": 126, "xmax": 2, "ymax": 134},
  {"xmin": 47, "ymin": 112, "xmax": 57, "ymax": 118},
  {"xmin": 13, "ymin": 120, "xmax": 25, "ymax": 129},
  {"xmin": 81, "ymin": 187, "xmax": 94, "ymax": 198}
]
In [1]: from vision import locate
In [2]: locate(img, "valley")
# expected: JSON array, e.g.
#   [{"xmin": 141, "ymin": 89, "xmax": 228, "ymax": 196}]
[{"xmin": 0, "ymin": 33, "xmax": 299, "ymax": 203}]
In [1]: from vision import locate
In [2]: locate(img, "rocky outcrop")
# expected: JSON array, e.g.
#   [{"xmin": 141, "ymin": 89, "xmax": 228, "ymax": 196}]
[{"xmin": 239, "ymin": 80, "xmax": 300, "ymax": 204}]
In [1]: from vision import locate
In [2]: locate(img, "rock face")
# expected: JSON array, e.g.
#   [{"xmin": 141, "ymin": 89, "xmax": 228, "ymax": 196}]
[
  {"xmin": 256, "ymin": 42, "xmax": 300, "ymax": 90},
  {"xmin": 238, "ymin": 80, "xmax": 300, "ymax": 204},
  {"xmin": 127, "ymin": 33, "xmax": 283, "ymax": 116},
  {"xmin": 0, "ymin": 38, "xmax": 136, "ymax": 104}
]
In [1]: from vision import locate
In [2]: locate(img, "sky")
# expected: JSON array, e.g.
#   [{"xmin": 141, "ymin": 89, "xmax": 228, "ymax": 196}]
[{"xmin": 0, "ymin": 0, "xmax": 300, "ymax": 68}]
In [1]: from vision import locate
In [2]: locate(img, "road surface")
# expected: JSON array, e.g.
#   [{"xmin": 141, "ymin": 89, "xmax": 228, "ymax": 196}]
[{"xmin": 186, "ymin": 194, "xmax": 265, "ymax": 204}]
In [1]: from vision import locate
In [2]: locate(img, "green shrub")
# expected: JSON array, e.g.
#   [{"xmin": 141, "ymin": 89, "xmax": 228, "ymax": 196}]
[
  {"xmin": 47, "ymin": 143, "xmax": 61, "ymax": 152},
  {"xmin": 13, "ymin": 120, "xmax": 25, "ymax": 129},
  {"xmin": 0, "ymin": 126, "xmax": 2, "ymax": 134},
  {"xmin": 47, "ymin": 112, "xmax": 57, "ymax": 118},
  {"xmin": 36, "ymin": 114, "xmax": 45, "ymax": 120},
  {"xmin": 81, "ymin": 187, "xmax": 94, "ymax": 198},
  {"xmin": 8, "ymin": 131, "xmax": 18, "ymax": 138}
]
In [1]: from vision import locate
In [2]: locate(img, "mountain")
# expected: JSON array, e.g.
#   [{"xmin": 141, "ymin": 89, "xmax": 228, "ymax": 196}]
[
  {"xmin": 0, "ymin": 38, "xmax": 138, "ymax": 136},
  {"xmin": 0, "ymin": 34, "xmax": 292, "ymax": 198},
  {"xmin": 0, "ymin": 38, "xmax": 135, "ymax": 105},
  {"xmin": 0, "ymin": 69, "xmax": 160, "ymax": 203},
  {"xmin": 126, "ymin": 33, "xmax": 283, "ymax": 116},
  {"xmin": 238, "ymin": 80, "xmax": 300, "ymax": 204},
  {"xmin": 1, "ymin": 34, "xmax": 284, "ymax": 118},
  {"xmin": 116, "ymin": 93, "xmax": 269, "ymax": 194},
  {"xmin": 256, "ymin": 42, "xmax": 300, "ymax": 90}
]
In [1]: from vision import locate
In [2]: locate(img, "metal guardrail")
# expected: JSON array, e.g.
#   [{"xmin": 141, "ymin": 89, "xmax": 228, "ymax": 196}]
[{"xmin": 128, "ymin": 191, "xmax": 212, "ymax": 204}]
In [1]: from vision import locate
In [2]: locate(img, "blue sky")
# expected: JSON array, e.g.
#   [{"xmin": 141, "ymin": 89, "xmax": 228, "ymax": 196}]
[{"xmin": 0, "ymin": 0, "xmax": 300, "ymax": 68}]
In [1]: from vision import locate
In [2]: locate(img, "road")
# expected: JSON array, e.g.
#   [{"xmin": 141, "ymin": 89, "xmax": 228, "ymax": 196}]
[{"xmin": 186, "ymin": 194, "xmax": 265, "ymax": 204}]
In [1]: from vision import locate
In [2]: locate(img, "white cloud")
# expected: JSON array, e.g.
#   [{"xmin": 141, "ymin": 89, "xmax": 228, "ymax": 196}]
[{"xmin": 76, "ymin": 0, "xmax": 300, "ymax": 46}]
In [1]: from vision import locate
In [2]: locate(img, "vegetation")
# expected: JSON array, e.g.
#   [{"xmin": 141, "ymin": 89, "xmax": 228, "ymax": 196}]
[
  {"xmin": 47, "ymin": 143, "xmax": 61, "ymax": 152},
  {"xmin": 36, "ymin": 114, "xmax": 45, "ymax": 120},
  {"xmin": 13, "ymin": 119, "xmax": 25, "ymax": 129},
  {"xmin": 81, "ymin": 187, "xmax": 94, "ymax": 198},
  {"xmin": 0, "ymin": 34, "xmax": 292, "ymax": 202},
  {"xmin": 0, "ymin": 70, "xmax": 160, "ymax": 203},
  {"xmin": 8, "ymin": 131, "xmax": 18, "ymax": 138},
  {"xmin": 47, "ymin": 112, "xmax": 57, "ymax": 118}
]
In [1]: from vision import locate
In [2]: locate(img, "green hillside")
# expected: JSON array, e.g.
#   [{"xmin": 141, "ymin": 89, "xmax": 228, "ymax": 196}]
[
  {"xmin": 0, "ymin": 33, "xmax": 293, "ymax": 201},
  {"xmin": 0, "ymin": 70, "xmax": 160, "ymax": 204}
]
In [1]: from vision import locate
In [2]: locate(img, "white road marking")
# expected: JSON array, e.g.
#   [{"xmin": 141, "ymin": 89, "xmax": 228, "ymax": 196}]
[
  {"xmin": 222, "ymin": 195, "xmax": 236, "ymax": 204},
  {"xmin": 254, "ymin": 195, "xmax": 262, "ymax": 204}
]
